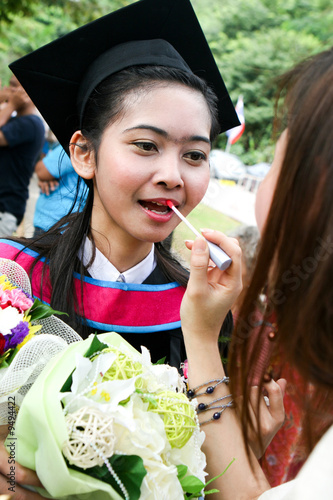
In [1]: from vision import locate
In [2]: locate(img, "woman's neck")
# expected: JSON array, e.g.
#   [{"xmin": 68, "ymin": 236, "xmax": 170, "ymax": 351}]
[{"xmin": 91, "ymin": 229, "xmax": 154, "ymax": 273}]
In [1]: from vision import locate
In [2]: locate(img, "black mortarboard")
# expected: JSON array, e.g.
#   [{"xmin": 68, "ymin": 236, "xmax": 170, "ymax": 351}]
[{"xmin": 9, "ymin": 0, "xmax": 239, "ymax": 154}]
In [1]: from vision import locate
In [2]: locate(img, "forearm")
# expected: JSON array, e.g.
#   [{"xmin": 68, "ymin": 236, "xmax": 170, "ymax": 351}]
[
  {"xmin": 186, "ymin": 338, "xmax": 270, "ymax": 500},
  {"xmin": 181, "ymin": 234, "xmax": 271, "ymax": 499},
  {"xmin": 0, "ymin": 102, "xmax": 15, "ymax": 128},
  {"xmin": 35, "ymin": 160, "xmax": 56, "ymax": 181}
]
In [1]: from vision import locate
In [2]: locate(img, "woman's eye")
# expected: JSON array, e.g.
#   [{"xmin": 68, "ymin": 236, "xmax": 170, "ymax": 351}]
[
  {"xmin": 133, "ymin": 142, "xmax": 157, "ymax": 152},
  {"xmin": 184, "ymin": 151, "xmax": 207, "ymax": 163}
]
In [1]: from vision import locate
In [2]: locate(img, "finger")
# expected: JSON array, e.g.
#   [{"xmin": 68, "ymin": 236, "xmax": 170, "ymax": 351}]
[
  {"xmin": 38, "ymin": 182, "xmax": 47, "ymax": 195},
  {"xmin": 185, "ymin": 240, "xmax": 219, "ymax": 271},
  {"xmin": 200, "ymin": 229, "xmax": 242, "ymax": 277},
  {"xmin": 247, "ymin": 393, "xmax": 260, "ymax": 433},
  {"xmin": 200, "ymin": 229, "xmax": 241, "ymax": 257},
  {"xmin": 247, "ymin": 387, "xmax": 270, "ymax": 458},
  {"xmin": 186, "ymin": 232, "xmax": 242, "ymax": 270},
  {"xmin": 14, "ymin": 463, "xmax": 42, "ymax": 488},
  {"xmin": 0, "ymin": 472, "xmax": 44, "ymax": 498},
  {"xmin": 248, "ymin": 385, "xmax": 268, "ymax": 423},
  {"xmin": 0, "ymin": 444, "xmax": 42, "ymax": 488},
  {"xmin": 184, "ymin": 239, "xmax": 194, "ymax": 250},
  {"xmin": 276, "ymin": 378, "xmax": 287, "ymax": 397},
  {"xmin": 187, "ymin": 238, "xmax": 210, "ymax": 293},
  {"xmin": 263, "ymin": 379, "xmax": 285, "ymax": 422}
]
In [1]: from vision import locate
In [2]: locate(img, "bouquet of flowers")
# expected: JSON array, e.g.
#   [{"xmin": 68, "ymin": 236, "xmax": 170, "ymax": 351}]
[
  {"xmin": 11, "ymin": 331, "xmax": 211, "ymax": 499},
  {"xmin": 1, "ymin": 258, "xmax": 223, "ymax": 499},
  {"xmin": 0, "ymin": 257, "xmax": 81, "ymax": 424}
]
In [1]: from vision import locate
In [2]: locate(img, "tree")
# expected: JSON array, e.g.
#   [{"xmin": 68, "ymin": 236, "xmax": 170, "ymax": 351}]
[
  {"xmin": 0, "ymin": 0, "xmax": 134, "ymax": 82},
  {"xmin": 1, "ymin": 0, "xmax": 332, "ymax": 163},
  {"xmin": 194, "ymin": 0, "xmax": 332, "ymax": 162},
  {"xmin": 0, "ymin": 0, "xmax": 131, "ymax": 24}
]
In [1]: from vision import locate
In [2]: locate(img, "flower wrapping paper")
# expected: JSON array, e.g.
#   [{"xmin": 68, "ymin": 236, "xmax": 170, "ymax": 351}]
[{"xmin": 0, "ymin": 257, "xmax": 81, "ymax": 424}]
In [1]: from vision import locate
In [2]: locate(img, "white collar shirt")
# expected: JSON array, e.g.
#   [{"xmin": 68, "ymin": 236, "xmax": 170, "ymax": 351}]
[{"xmin": 80, "ymin": 237, "xmax": 156, "ymax": 284}]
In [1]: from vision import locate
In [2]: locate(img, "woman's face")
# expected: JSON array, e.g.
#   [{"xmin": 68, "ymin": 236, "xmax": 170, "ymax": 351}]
[
  {"xmin": 89, "ymin": 84, "xmax": 212, "ymax": 247},
  {"xmin": 255, "ymin": 129, "xmax": 288, "ymax": 234}
]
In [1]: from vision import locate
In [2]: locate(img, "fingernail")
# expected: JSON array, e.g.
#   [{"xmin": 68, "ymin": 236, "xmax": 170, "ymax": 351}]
[
  {"xmin": 263, "ymin": 373, "xmax": 273, "ymax": 383},
  {"xmin": 193, "ymin": 238, "xmax": 206, "ymax": 253},
  {"xmin": 200, "ymin": 228, "xmax": 214, "ymax": 234}
]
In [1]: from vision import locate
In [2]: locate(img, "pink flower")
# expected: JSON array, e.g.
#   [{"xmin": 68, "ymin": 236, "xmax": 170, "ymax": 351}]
[
  {"xmin": 1, "ymin": 288, "xmax": 33, "ymax": 312},
  {"xmin": 0, "ymin": 287, "xmax": 10, "ymax": 308}
]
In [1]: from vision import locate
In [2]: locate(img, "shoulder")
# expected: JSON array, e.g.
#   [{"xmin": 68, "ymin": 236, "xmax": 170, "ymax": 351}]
[
  {"xmin": 0, "ymin": 238, "xmax": 27, "ymax": 257},
  {"xmin": 0, "ymin": 238, "xmax": 40, "ymax": 274},
  {"xmin": 259, "ymin": 425, "xmax": 333, "ymax": 500},
  {"xmin": 2, "ymin": 114, "xmax": 44, "ymax": 146},
  {"xmin": 6, "ymin": 113, "xmax": 43, "ymax": 129},
  {"xmin": 23, "ymin": 114, "xmax": 45, "ymax": 135},
  {"xmin": 23, "ymin": 113, "xmax": 44, "ymax": 126}
]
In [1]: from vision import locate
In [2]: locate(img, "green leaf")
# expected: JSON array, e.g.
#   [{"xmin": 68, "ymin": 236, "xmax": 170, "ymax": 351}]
[
  {"xmin": 0, "ymin": 350, "xmax": 12, "ymax": 368},
  {"xmin": 178, "ymin": 466, "xmax": 205, "ymax": 497},
  {"xmin": 70, "ymin": 455, "xmax": 146, "ymax": 500},
  {"xmin": 83, "ymin": 333, "xmax": 109, "ymax": 360},
  {"xmin": 110, "ymin": 454, "xmax": 146, "ymax": 500},
  {"xmin": 204, "ymin": 457, "xmax": 236, "ymax": 487},
  {"xmin": 180, "ymin": 474, "xmax": 205, "ymax": 494},
  {"xmin": 180, "ymin": 458, "xmax": 236, "ymax": 498},
  {"xmin": 29, "ymin": 298, "xmax": 68, "ymax": 321},
  {"xmin": 154, "ymin": 356, "xmax": 166, "ymax": 365},
  {"xmin": 5, "ymin": 347, "xmax": 18, "ymax": 365},
  {"xmin": 177, "ymin": 464, "xmax": 188, "ymax": 480}
]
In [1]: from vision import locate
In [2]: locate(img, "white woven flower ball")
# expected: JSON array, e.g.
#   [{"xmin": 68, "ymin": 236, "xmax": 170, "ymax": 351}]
[{"xmin": 62, "ymin": 406, "xmax": 116, "ymax": 468}]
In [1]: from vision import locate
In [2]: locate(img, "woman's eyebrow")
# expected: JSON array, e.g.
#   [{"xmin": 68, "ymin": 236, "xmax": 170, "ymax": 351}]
[{"xmin": 124, "ymin": 124, "xmax": 211, "ymax": 145}]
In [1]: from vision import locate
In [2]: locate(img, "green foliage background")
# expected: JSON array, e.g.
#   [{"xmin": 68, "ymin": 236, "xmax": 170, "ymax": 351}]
[{"xmin": 0, "ymin": 0, "xmax": 332, "ymax": 165}]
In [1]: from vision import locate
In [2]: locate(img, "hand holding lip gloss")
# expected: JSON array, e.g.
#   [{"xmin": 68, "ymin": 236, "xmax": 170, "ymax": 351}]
[{"xmin": 166, "ymin": 200, "xmax": 232, "ymax": 270}]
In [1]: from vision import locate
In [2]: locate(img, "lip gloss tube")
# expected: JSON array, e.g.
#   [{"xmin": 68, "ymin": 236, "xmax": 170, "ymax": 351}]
[{"xmin": 166, "ymin": 201, "xmax": 232, "ymax": 271}]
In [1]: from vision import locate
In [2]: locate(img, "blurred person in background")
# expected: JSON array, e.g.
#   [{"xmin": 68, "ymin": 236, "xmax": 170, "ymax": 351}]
[
  {"xmin": 33, "ymin": 143, "xmax": 87, "ymax": 236},
  {"xmin": 0, "ymin": 74, "xmax": 45, "ymax": 237},
  {"xmin": 228, "ymin": 224, "xmax": 260, "ymax": 319}
]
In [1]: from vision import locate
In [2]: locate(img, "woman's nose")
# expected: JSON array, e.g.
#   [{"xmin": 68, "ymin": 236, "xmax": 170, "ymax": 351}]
[{"xmin": 152, "ymin": 156, "xmax": 184, "ymax": 189}]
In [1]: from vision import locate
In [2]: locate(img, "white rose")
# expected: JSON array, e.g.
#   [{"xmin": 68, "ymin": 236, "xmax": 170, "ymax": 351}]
[
  {"xmin": 114, "ymin": 394, "xmax": 168, "ymax": 457},
  {"xmin": 140, "ymin": 458, "xmax": 184, "ymax": 500}
]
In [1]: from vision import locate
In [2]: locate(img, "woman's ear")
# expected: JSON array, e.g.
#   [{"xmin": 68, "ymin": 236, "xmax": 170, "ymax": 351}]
[{"xmin": 69, "ymin": 131, "xmax": 96, "ymax": 180}]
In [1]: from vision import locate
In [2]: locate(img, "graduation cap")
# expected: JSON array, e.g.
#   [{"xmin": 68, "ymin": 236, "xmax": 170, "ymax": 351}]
[{"xmin": 9, "ymin": 0, "xmax": 239, "ymax": 154}]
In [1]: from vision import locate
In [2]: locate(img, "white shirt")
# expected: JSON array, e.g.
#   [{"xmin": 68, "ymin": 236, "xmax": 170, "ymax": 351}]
[
  {"xmin": 80, "ymin": 237, "xmax": 156, "ymax": 284},
  {"xmin": 258, "ymin": 424, "xmax": 333, "ymax": 499}
]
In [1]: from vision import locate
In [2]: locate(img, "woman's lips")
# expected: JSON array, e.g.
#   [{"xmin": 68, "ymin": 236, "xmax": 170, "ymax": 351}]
[
  {"xmin": 139, "ymin": 200, "xmax": 170, "ymax": 215},
  {"xmin": 138, "ymin": 199, "xmax": 179, "ymax": 222}
]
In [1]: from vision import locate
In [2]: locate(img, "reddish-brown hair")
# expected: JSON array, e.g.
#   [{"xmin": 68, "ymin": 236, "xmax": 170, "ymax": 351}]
[{"xmin": 229, "ymin": 47, "xmax": 333, "ymax": 456}]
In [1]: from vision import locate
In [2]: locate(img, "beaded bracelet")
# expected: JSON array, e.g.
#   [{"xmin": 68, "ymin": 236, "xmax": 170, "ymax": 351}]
[
  {"xmin": 187, "ymin": 376, "xmax": 229, "ymax": 399},
  {"xmin": 196, "ymin": 394, "xmax": 233, "ymax": 413},
  {"xmin": 199, "ymin": 400, "xmax": 235, "ymax": 425}
]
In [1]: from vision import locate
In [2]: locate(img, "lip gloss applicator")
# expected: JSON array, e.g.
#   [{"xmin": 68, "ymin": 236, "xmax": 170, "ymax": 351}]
[{"xmin": 166, "ymin": 200, "xmax": 232, "ymax": 271}]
